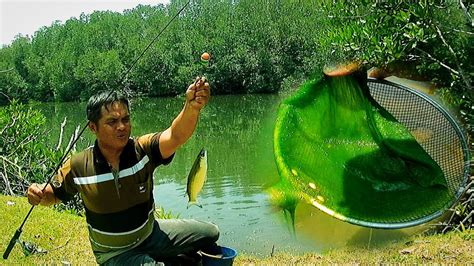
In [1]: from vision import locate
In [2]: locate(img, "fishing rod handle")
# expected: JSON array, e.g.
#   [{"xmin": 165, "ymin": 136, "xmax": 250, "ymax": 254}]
[{"xmin": 3, "ymin": 228, "xmax": 22, "ymax": 259}]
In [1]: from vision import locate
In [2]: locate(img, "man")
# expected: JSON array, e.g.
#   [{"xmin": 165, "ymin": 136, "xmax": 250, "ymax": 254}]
[{"xmin": 26, "ymin": 76, "xmax": 219, "ymax": 265}]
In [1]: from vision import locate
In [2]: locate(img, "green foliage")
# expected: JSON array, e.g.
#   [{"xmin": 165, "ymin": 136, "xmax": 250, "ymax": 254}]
[
  {"xmin": 0, "ymin": 101, "xmax": 46, "ymax": 155},
  {"xmin": 0, "ymin": 101, "xmax": 61, "ymax": 189},
  {"xmin": 74, "ymin": 49, "xmax": 124, "ymax": 99},
  {"xmin": 315, "ymin": 0, "xmax": 473, "ymax": 137},
  {"xmin": 54, "ymin": 194, "xmax": 85, "ymax": 216},
  {"xmin": 0, "ymin": 40, "xmax": 30, "ymax": 105},
  {"xmin": 154, "ymin": 205, "xmax": 178, "ymax": 219},
  {"xmin": 0, "ymin": 1, "xmax": 323, "ymax": 101},
  {"xmin": 0, "ymin": 1, "xmax": 471, "ymax": 129},
  {"xmin": 0, "ymin": 102, "xmax": 86, "ymax": 211},
  {"xmin": 318, "ymin": 2, "xmax": 472, "ymax": 98}
]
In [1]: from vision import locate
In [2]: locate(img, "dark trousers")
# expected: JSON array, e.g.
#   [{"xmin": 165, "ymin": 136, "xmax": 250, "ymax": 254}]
[{"xmin": 102, "ymin": 219, "xmax": 220, "ymax": 265}]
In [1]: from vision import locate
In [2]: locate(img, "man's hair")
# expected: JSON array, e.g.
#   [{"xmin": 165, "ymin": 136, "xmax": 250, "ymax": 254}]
[{"xmin": 86, "ymin": 91, "xmax": 130, "ymax": 124}]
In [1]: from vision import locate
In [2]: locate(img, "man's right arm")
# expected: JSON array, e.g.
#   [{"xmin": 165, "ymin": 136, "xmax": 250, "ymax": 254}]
[{"xmin": 27, "ymin": 183, "xmax": 60, "ymax": 206}]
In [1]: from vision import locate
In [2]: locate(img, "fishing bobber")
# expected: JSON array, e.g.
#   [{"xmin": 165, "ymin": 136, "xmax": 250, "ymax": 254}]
[{"xmin": 201, "ymin": 52, "xmax": 210, "ymax": 62}]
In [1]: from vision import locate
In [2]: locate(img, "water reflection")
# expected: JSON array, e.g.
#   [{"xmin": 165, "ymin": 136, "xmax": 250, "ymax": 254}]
[
  {"xmin": 295, "ymin": 202, "xmax": 435, "ymax": 250},
  {"xmin": 150, "ymin": 94, "xmax": 317, "ymax": 255},
  {"xmin": 153, "ymin": 177, "xmax": 316, "ymax": 256}
]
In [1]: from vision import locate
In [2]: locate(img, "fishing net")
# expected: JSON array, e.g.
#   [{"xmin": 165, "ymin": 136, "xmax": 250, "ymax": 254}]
[{"xmin": 270, "ymin": 72, "xmax": 470, "ymax": 228}]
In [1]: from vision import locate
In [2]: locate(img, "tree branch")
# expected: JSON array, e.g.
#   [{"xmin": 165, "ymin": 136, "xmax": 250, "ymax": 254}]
[
  {"xmin": 0, "ymin": 116, "xmax": 17, "ymax": 136},
  {"xmin": 56, "ymin": 117, "xmax": 68, "ymax": 151},
  {"xmin": 0, "ymin": 155, "xmax": 23, "ymax": 174},
  {"xmin": 415, "ymin": 47, "xmax": 460, "ymax": 76},
  {"xmin": 66, "ymin": 125, "xmax": 81, "ymax": 153},
  {"xmin": 10, "ymin": 134, "xmax": 37, "ymax": 155},
  {"xmin": 459, "ymin": 0, "xmax": 473, "ymax": 28},
  {"xmin": 0, "ymin": 68, "xmax": 14, "ymax": 73},
  {"xmin": 1, "ymin": 160, "xmax": 14, "ymax": 196},
  {"xmin": 434, "ymin": 25, "xmax": 472, "ymax": 90},
  {"xmin": 0, "ymin": 92, "xmax": 12, "ymax": 104}
]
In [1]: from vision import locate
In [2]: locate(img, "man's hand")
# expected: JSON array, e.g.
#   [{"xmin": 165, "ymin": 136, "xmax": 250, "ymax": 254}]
[
  {"xmin": 27, "ymin": 183, "xmax": 57, "ymax": 206},
  {"xmin": 27, "ymin": 183, "xmax": 45, "ymax": 206},
  {"xmin": 186, "ymin": 76, "xmax": 210, "ymax": 111},
  {"xmin": 158, "ymin": 76, "xmax": 211, "ymax": 158}
]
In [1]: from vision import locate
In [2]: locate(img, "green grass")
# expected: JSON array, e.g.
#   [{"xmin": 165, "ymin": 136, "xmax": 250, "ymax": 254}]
[
  {"xmin": 1, "ymin": 195, "xmax": 472, "ymax": 265},
  {"xmin": 0, "ymin": 195, "xmax": 95, "ymax": 265}
]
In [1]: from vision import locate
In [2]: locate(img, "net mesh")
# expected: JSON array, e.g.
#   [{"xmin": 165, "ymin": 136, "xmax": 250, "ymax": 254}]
[
  {"xmin": 367, "ymin": 79, "xmax": 469, "ymax": 197},
  {"xmin": 270, "ymin": 75, "xmax": 470, "ymax": 228}
]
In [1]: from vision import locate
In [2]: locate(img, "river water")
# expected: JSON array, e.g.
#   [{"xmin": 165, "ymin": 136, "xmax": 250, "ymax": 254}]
[{"xmin": 38, "ymin": 94, "xmax": 317, "ymax": 256}]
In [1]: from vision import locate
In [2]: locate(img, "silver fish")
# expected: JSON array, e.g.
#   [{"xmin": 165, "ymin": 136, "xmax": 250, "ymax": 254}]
[{"xmin": 186, "ymin": 148, "xmax": 208, "ymax": 208}]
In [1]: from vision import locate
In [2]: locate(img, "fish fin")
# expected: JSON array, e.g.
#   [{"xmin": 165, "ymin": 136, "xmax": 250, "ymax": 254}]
[{"xmin": 283, "ymin": 208, "xmax": 297, "ymax": 238}]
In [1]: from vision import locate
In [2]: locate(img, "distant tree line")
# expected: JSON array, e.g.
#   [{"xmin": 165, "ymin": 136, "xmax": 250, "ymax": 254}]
[
  {"xmin": 0, "ymin": 0, "xmax": 471, "ymax": 114},
  {"xmin": 0, "ymin": 0, "xmax": 324, "ymax": 104}
]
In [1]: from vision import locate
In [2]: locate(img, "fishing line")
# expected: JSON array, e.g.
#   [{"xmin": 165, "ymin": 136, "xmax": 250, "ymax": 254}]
[{"xmin": 3, "ymin": 0, "xmax": 191, "ymax": 259}]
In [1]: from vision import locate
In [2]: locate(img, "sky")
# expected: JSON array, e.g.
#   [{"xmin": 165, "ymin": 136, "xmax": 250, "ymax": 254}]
[{"xmin": 0, "ymin": 0, "xmax": 170, "ymax": 46}]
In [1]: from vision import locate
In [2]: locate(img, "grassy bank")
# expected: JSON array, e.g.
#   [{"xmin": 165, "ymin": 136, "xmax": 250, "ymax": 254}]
[{"xmin": 1, "ymin": 195, "xmax": 472, "ymax": 265}]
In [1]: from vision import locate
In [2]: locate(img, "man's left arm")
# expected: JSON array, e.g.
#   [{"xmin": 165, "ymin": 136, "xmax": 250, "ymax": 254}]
[{"xmin": 159, "ymin": 76, "xmax": 210, "ymax": 159}]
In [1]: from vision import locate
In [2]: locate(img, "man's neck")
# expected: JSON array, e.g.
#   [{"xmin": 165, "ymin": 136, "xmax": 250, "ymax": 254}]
[{"xmin": 97, "ymin": 141, "xmax": 122, "ymax": 168}]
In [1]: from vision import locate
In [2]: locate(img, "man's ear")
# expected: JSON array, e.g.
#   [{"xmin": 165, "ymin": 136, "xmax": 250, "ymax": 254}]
[{"xmin": 88, "ymin": 121, "xmax": 98, "ymax": 133}]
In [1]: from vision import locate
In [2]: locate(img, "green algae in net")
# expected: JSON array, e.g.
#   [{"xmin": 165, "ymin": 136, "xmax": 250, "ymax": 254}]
[{"xmin": 269, "ymin": 73, "xmax": 452, "ymax": 228}]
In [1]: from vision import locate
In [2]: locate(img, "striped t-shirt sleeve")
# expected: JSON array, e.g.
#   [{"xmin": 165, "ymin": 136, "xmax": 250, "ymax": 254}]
[{"xmin": 137, "ymin": 133, "xmax": 174, "ymax": 166}]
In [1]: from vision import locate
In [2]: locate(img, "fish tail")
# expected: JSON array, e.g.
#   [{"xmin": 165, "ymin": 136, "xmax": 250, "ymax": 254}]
[{"xmin": 187, "ymin": 201, "xmax": 202, "ymax": 209}]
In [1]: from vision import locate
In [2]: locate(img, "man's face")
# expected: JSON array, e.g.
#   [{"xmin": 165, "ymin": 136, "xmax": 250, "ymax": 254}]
[{"xmin": 89, "ymin": 102, "xmax": 131, "ymax": 151}]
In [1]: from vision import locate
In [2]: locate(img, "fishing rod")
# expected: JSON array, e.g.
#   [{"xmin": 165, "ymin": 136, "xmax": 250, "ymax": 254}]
[{"xmin": 3, "ymin": 0, "xmax": 191, "ymax": 260}]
